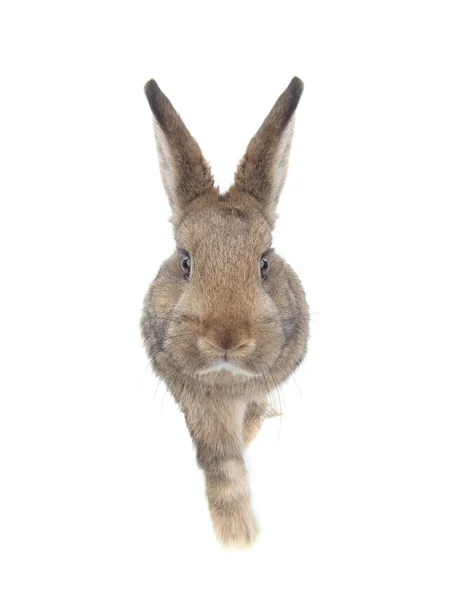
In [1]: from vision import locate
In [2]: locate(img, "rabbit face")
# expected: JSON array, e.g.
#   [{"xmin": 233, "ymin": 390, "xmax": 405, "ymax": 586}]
[
  {"xmin": 164, "ymin": 197, "xmax": 282, "ymax": 378},
  {"xmin": 142, "ymin": 191, "xmax": 308, "ymax": 388}
]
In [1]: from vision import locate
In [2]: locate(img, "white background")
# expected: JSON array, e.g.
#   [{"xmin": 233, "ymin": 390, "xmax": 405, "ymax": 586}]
[{"xmin": 1, "ymin": 1, "xmax": 450, "ymax": 598}]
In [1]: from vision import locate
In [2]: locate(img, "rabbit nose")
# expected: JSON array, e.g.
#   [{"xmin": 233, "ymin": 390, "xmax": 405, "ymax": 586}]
[{"xmin": 198, "ymin": 335, "xmax": 256, "ymax": 357}]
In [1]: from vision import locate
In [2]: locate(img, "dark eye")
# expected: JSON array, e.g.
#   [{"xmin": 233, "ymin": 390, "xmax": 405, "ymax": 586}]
[
  {"xmin": 260, "ymin": 257, "xmax": 269, "ymax": 279},
  {"xmin": 181, "ymin": 256, "xmax": 191, "ymax": 278}
]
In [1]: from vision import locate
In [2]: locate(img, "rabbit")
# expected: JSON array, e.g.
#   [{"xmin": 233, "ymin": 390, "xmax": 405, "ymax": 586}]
[{"xmin": 141, "ymin": 77, "xmax": 309, "ymax": 549}]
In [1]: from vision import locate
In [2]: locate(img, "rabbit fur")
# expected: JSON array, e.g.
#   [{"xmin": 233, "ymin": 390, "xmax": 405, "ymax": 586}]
[{"xmin": 141, "ymin": 77, "xmax": 309, "ymax": 548}]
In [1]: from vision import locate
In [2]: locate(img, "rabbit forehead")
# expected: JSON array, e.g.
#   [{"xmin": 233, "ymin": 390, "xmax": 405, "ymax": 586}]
[{"xmin": 175, "ymin": 199, "xmax": 272, "ymax": 256}]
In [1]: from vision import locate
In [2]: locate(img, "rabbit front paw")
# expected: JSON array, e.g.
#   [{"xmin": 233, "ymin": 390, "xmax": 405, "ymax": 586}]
[{"xmin": 210, "ymin": 502, "xmax": 259, "ymax": 549}]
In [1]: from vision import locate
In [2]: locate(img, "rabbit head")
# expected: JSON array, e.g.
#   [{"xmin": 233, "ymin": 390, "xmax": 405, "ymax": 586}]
[{"xmin": 141, "ymin": 78, "xmax": 309, "ymax": 394}]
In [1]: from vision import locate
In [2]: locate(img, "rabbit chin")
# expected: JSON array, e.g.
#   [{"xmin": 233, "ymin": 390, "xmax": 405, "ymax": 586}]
[{"xmin": 197, "ymin": 360, "xmax": 256, "ymax": 378}]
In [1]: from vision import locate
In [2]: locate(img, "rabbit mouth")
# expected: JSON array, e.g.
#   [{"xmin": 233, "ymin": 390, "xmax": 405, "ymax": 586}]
[{"xmin": 197, "ymin": 359, "xmax": 255, "ymax": 378}]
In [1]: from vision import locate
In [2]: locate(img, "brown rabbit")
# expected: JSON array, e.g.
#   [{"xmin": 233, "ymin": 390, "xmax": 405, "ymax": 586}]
[{"xmin": 141, "ymin": 77, "xmax": 309, "ymax": 548}]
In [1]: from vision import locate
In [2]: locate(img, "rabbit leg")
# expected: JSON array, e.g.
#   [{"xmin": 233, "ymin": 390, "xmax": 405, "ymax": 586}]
[
  {"xmin": 184, "ymin": 400, "xmax": 259, "ymax": 549},
  {"xmin": 243, "ymin": 401, "xmax": 266, "ymax": 447}
]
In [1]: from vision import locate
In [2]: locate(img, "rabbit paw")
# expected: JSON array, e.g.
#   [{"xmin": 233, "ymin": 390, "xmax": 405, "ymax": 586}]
[{"xmin": 211, "ymin": 504, "xmax": 260, "ymax": 549}]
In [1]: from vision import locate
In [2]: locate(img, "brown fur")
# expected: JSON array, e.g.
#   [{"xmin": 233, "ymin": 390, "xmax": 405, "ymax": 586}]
[{"xmin": 141, "ymin": 77, "xmax": 309, "ymax": 548}]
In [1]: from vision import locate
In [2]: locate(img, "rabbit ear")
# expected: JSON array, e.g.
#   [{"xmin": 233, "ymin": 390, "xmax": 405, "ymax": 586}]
[
  {"xmin": 144, "ymin": 80, "xmax": 215, "ymax": 223},
  {"xmin": 230, "ymin": 77, "xmax": 303, "ymax": 227}
]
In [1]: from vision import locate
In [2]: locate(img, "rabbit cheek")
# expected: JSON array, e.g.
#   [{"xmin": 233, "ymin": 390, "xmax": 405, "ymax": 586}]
[
  {"xmin": 164, "ymin": 321, "xmax": 200, "ymax": 372},
  {"xmin": 253, "ymin": 325, "xmax": 285, "ymax": 372}
]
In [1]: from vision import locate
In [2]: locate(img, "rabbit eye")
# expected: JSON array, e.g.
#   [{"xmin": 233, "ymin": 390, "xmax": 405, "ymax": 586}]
[
  {"xmin": 260, "ymin": 257, "xmax": 269, "ymax": 279},
  {"xmin": 181, "ymin": 256, "xmax": 191, "ymax": 278}
]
